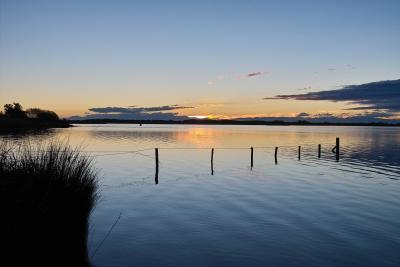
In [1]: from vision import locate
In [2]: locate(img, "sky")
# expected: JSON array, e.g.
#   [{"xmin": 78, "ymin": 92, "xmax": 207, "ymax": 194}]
[{"xmin": 1, "ymin": 0, "xmax": 399, "ymax": 122}]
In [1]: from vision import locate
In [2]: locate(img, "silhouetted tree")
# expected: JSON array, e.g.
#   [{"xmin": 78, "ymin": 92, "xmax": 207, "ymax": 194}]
[
  {"xmin": 26, "ymin": 108, "xmax": 60, "ymax": 121},
  {"xmin": 3, "ymin": 103, "xmax": 27, "ymax": 119}
]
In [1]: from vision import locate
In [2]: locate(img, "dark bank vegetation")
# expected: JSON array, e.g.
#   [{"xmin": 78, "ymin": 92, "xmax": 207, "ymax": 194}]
[
  {"xmin": 1, "ymin": 141, "xmax": 98, "ymax": 266},
  {"xmin": 0, "ymin": 102, "xmax": 70, "ymax": 130}
]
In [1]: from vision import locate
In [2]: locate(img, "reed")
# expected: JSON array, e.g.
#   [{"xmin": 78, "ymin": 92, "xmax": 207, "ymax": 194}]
[{"xmin": 0, "ymin": 141, "xmax": 98, "ymax": 266}]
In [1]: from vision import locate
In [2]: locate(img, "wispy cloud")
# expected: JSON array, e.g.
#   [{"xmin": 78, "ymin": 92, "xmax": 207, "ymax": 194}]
[
  {"xmin": 247, "ymin": 71, "xmax": 263, "ymax": 77},
  {"xmin": 346, "ymin": 64, "xmax": 356, "ymax": 70},
  {"xmin": 207, "ymin": 74, "xmax": 226, "ymax": 86},
  {"xmin": 313, "ymin": 64, "xmax": 356, "ymax": 75},
  {"xmin": 296, "ymin": 86, "xmax": 312, "ymax": 91},
  {"xmin": 236, "ymin": 70, "xmax": 268, "ymax": 80},
  {"xmin": 208, "ymin": 70, "xmax": 268, "ymax": 85},
  {"xmin": 264, "ymin": 79, "xmax": 400, "ymax": 112}
]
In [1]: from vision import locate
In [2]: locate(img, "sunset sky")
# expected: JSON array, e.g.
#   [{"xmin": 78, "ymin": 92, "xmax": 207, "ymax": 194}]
[{"xmin": 1, "ymin": 0, "xmax": 399, "ymax": 122}]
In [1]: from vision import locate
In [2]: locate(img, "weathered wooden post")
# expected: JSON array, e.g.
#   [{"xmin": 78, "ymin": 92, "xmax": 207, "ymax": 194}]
[
  {"xmin": 211, "ymin": 148, "xmax": 214, "ymax": 175},
  {"xmin": 318, "ymin": 144, "xmax": 321, "ymax": 158},
  {"xmin": 336, "ymin": 137, "xmax": 340, "ymax": 161},
  {"xmin": 251, "ymin": 147, "xmax": 254, "ymax": 168},
  {"xmin": 155, "ymin": 148, "xmax": 159, "ymax": 184},
  {"xmin": 298, "ymin": 146, "xmax": 301, "ymax": 160},
  {"xmin": 275, "ymin": 147, "xmax": 278, "ymax": 165}
]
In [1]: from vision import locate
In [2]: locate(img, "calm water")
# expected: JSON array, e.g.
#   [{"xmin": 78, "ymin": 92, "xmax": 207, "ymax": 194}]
[{"xmin": 2, "ymin": 125, "xmax": 400, "ymax": 266}]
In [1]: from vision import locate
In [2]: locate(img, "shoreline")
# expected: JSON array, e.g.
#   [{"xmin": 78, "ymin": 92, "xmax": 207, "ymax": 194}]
[
  {"xmin": 0, "ymin": 117, "xmax": 72, "ymax": 132},
  {"xmin": 69, "ymin": 119, "xmax": 400, "ymax": 127}
]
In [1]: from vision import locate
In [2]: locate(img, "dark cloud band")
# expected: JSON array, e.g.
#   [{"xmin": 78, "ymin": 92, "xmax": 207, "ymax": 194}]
[
  {"xmin": 70, "ymin": 105, "xmax": 194, "ymax": 120},
  {"xmin": 88, "ymin": 105, "xmax": 193, "ymax": 114},
  {"xmin": 264, "ymin": 79, "xmax": 400, "ymax": 112}
]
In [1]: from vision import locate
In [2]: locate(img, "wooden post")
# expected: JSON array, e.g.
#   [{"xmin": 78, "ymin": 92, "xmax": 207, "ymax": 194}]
[
  {"xmin": 318, "ymin": 144, "xmax": 321, "ymax": 158},
  {"xmin": 211, "ymin": 148, "xmax": 214, "ymax": 175},
  {"xmin": 298, "ymin": 146, "xmax": 301, "ymax": 160},
  {"xmin": 275, "ymin": 147, "xmax": 278, "ymax": 165},
  {"xmin": 250, "ymin": 147, "xmax": 254, "ymax": 168},
  {"xmin": 336, "ymin": 137, "xmax": 340, "ymax": 161},
  {"xmin": 155, "ymin": 148, "xmax": 159, "ymax": 184}
]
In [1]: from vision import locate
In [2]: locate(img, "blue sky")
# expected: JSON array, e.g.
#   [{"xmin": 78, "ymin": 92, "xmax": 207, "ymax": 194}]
[{"xmin": 1, "ymin": 0, "xmax": 399, "ymax": 121}]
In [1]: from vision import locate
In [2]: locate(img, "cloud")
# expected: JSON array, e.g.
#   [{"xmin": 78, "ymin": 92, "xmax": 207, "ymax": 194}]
[
  {"xmin": 317, "ymin": 65, "xmax": 356, "ymax": 73},
  {"xmin": 139, "ymin": 105, "xmax": 194, "ymax": 112},
  {"xmin": 88, "ymin": 107, "xmax": 138, "ymax": 114},
  {"xmin": 69, "ymin": 105, "xmax": 194, "ymax": 120},
  {"xmin": 296, "ymin": 87, "xmax": 312, "ymax": 91},
  {"xmin": 237, "ymin": 70, "xmax": 268, "ymax": 80},
  {"xmin": 208, "ymin": 70, "xmax": 268, "ymax": 85},
  {"xmin": 264, "ymin": 79, "xmax": 400, "ymax": 112},
  {"xmin": 346, "ymin": 64, "xmax": 356, "ymax": 70},
  {"xmin": 313, "ymin": 113, "xmax": 334, "ymax": 117},
  {"xmin": 296, "ymin": 112, "xmax": 310, "ymax": 117},
  {"xmin": 247, "ymin": 71, "xmax": 262, "ymax": 77},
  {"xmin": 207, "ymin": 74, "xmax": 227, "ymax": 86},
  {"xmin": 88, "ymin": 105, "xmax": 193, "ymax": 114}
]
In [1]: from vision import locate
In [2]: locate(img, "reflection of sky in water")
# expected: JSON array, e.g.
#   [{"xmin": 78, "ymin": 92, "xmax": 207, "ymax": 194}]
[{"xmin": 2, "ymin": 125, "xmax": 400, "ymax": 266}]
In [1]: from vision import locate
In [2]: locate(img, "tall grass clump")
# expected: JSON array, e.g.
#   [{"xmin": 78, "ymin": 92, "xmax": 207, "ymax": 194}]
[{"xmin": 0, "ymin": 141, "xmax": 98, "ymax": 267}]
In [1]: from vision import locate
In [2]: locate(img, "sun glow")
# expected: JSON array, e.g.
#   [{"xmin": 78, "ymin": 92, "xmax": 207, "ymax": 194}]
[{"xmin": 188, "ymin": 115, "xmax": 211, "ymax": 119}]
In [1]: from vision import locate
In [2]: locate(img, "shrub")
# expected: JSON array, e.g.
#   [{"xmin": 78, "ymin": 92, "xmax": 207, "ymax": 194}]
[{"xmin": 0, "ymin": 141, "xmax": 98, "ymax": 266}]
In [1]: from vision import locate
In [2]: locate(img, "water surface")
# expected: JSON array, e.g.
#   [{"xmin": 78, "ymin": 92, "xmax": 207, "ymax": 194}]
[{"xmin": 2, "ymin": 125, "xmax": 400, "ymax": 266}]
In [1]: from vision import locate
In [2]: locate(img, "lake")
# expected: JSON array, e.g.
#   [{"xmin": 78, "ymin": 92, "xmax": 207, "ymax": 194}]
[{"xmin": 2, "ymin": 124, "xmax": 400, "ymax": 266}]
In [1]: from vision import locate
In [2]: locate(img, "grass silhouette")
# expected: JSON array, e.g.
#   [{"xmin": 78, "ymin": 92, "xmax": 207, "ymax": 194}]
[{"xmin": 1, "ymin": 141, "xmax": 98, "ymax": 266}]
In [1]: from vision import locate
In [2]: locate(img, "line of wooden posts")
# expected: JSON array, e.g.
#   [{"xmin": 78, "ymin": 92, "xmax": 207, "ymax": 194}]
[{"xmin": 154, "ymin": 137, "xmax": 340, "ymax": 183}]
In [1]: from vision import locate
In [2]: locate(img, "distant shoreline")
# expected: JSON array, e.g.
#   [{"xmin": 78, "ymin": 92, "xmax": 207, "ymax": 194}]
[
  {"xmin": 69, "ymin": 119, "xmax": 400, "ymax": 127},
  {"xmin": 0, "ymin": 117, "xmax": 71, "ymax": 131}
]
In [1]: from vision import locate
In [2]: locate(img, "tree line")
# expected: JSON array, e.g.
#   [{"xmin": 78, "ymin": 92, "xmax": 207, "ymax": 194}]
[{"xmin": 1, "ymin": 103, "xmax": 61, "ymax": 122}]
